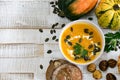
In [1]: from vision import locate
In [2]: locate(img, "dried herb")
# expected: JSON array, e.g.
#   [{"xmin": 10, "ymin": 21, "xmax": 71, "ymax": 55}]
[{"xmin": 104, "ymin": 31, "xmax": 120, "ymax": 52}]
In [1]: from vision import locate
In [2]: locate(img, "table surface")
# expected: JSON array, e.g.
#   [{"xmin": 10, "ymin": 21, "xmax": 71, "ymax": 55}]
[{"xmin": 0, "ymin": 0, "xmax": 119, "ymax": 80}]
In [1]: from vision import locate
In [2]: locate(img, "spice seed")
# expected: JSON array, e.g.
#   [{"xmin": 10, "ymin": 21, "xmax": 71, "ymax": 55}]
[
  {"xmin": 39, "ymin": 29, "xmax": 43, "ymax": 33},
  {"xmin": 45, "ymin": 38, "xmax": 49, "ymax": 42},
  {"xmin": 47, "ymin": 50, "xmax": 52, "ymax": 54},
  {"xmin": 52, "ymin": 36, "xmax": 56, "ymax": 40},
  {"xmin": 40, "ymin": 64, "xmax": 43, "ymax": 69}
]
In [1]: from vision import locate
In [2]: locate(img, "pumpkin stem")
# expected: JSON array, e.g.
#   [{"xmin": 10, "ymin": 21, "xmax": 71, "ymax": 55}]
[{"xmin": 113, "ymin": 4, "xmax": 120, "ymax": 11}]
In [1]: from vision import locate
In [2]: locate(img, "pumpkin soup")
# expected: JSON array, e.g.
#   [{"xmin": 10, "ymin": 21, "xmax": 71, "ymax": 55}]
[{"xmin": 60, "ymin": 22, "xmax": 103, "ymax": 64}]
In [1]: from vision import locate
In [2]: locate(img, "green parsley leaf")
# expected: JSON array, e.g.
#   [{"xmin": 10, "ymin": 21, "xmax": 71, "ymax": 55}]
[{"xmin": 73, "ymin": 43, "xmax": 88, "ymax": 59}]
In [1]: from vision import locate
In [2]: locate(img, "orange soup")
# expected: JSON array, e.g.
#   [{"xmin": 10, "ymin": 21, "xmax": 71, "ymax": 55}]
[{"xmin": 60, "ymin": 22, "xmax": 103, "ymax": 64}]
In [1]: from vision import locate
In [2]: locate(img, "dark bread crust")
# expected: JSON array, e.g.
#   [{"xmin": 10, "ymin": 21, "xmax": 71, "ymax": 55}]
[{"xmin": 46, "ymin": 59, "xmax": 82, "ymax": 80}]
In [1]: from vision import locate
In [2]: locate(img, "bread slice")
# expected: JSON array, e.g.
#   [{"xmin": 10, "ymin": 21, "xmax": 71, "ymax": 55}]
[
  {"xmin": 46, "ymin": 59, "xmax": 82, "ymax": 80},
  {"xmin": 118, "ymin": 56, "xmax": 120, "ymax": 73},
  {"xmin": 46, "ymin": 59, "xmax": 70, "ymax": 80}
]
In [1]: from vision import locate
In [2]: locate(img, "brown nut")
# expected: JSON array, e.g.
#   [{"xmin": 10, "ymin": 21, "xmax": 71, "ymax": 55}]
[
  {"xmin": 106, "ymin": 73, "xmax": 116, "ymax": 80},
  {"xmin": 99, "ymin": 60, "xmax": 108, "ymax": 71},
  {"xmin": 108, "ymin": 59, "xmax": 117, "ymax": 68},
  {"xmin": 93, "ymin": 70, "xmax": 102, "ymax": 79},
  {"xmin": 87, "ymin": 63, "xmax": 96, "ymax": 72}
]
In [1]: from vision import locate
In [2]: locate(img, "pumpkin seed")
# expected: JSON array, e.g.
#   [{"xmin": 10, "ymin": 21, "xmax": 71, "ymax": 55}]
[
  {"xmin": 45, "ymin": 38, "xmax": 49, "ymax": 42},
  {"xmin": 64, "ymin": 39, "xmax": 67, "ymax": 42},
  {"xmin": 50, "ymin": 30, "xmax": 53, "ymax": 34},
  {"xmin": 55, "ymin": 39, "xmax": 59, "ymax": 42},
  {"xmin": 40, "ymin": 64, "xmax": 43, "ymax": 69},
  {"xmin": 88, "ymin": 17, "xmax": 93, "ymax": 20},
  {"xmin": 58, "ymin": 11, "xmax": 65, "ymax": 18},
  {"xmin": 78, "ymin": 38, "xmax": 82, "ymax": 43},
  {"xmin": 50, "ymin": 1, "xmax": 54, "ymax": 4},
  {"xmin": 47, "ymin": 50, "xmax": 52, "ymax": 54},
  {"xmin": 55, "ymin": 1, "xmax": 58, "ymax": 5},
  {"xmin": 61, "ymin": 24, "xmax": 65, "ymax": 28},
  {"xmin": 84, "ymin": 56, "xmax": 90, "ymax": 61},
  {"xmin": 53, "ymin": 29, "xmax": 56, "ymax": 33},
  {"xmin": 68, "ymin": 41, "xmax": 72, "ymax": 46},
  {"xmin": 52, "ymin": 36, "xmax": 56, "ymax": 40},
  {"xmin": 84, "ymin": 28, "xmax": 89, "ymax": 33},
  {"xmin": 70, "ymin": 27, "xmax": 73, "ymax": 32},
  {"xmin": 66, "ymin": 35, "xmax": 70, "ymax": 39},
  {"xmin": 89, "ymin": 32, "xmax": 93, "ymax": 35},
  {"xmin": 98, "ymin": 42, "xmax": 101, "ymax": 45},
  {"xmin": 52, "ymin": 24, "xmax": 55, "ymax": 29},
  {"xmin": 115, "ymin": 47, "xmax": 117, "ymax": 51},
  {"xmin": 89, "ymin": 36, "xmax": 93, "ymax": 39},
  {"xmin": 88, "ymin": 44, "xmax": 93, "ymax": 49},
  {"xmin": 51, "ymin": 5, "xmax": 55, "ymax": 7},
  {"xmin": 39, "ymin": 29, "xmax": 43, "ymax": 33}
]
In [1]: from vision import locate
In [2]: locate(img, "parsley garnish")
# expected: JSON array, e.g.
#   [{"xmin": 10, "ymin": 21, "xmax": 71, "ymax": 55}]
[
  {"xmin": 73, "ymin": 43, "xmax": 89, "ymax": 60},
  {"xmin": 104, "ymin": 31, "xmax": 120, "ymax": 53}
]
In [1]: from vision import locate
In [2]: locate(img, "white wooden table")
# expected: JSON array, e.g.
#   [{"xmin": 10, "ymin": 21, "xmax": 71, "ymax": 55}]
[{"xmin": 0, "ymin": 0, "xmax": 119, "ymax": 80}]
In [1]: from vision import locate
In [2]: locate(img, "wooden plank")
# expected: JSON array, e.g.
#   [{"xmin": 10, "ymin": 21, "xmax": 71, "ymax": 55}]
[
  {"xmin": 0, "ymin": 1, "xmax": 70, "ymax": 28},
  {"xmin": 0, "ymin": 44, "xmax": 43, "ymax": 58},
  {"xmin": 0, "ymin": 73, "xmax": 34, "ymax": 80},
  {"xmin": 0, "ymin": 29, "xmax": 61, "ymax": 44}
]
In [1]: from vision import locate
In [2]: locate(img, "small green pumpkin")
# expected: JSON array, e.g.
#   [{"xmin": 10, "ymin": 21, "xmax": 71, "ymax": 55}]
[
  {"xmin": 95, "ymin": 0, "xmax": 120, "ymax": 30},
  {"xmin": 58, "ymin": 0, "xmax": 98, "ymax": 20}
]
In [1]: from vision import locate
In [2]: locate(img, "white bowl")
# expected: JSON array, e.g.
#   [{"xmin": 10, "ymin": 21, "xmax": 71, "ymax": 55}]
[{"xmin": 59, "ymin": 20, "xmax": 105, "ymax": 65}]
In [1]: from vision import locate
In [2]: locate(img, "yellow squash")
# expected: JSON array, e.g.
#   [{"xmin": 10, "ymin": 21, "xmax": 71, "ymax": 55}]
[{"xmin": 95, "ymin": 0, "xmax": 120, "ymax": 30}]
